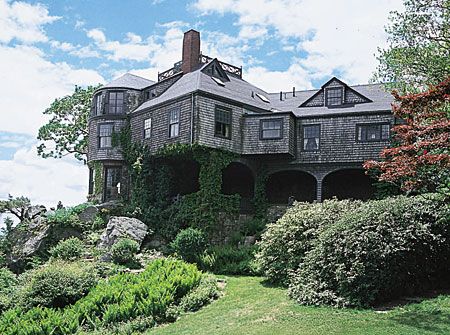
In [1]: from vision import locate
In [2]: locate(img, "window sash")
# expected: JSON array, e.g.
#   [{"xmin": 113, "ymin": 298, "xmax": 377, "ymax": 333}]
[
  {"xmin": 104, "ymin": 167, "xmax": 121, "ymax": 200},
  {"xmin": 99, "ymin": 124, "xmax": 113, "ymax": 148},
  {"xmin": 326, "ymin": 87, "xmax": 343, "ymax": 106},
  {"xmin": 215, "ymin": 108, "xmax": 232, "ymax": 138},
  {"xmin": 303, "ymin": 125, "xmax": 320, "ymax": 150},
  {"xmin": 108, "ymin": 92, "xmax": 124, "ymax": 114},
  {"xmin": 357, "ymin": 124, "xmax": 390, "ymax": 142},
  {"xmin": 144, "ymin": 118, "xmax": 152, "ymax": 139},
  {"xmin": 260, "ymin": 119, "xmax": 282, "ymax": 139},
  {"xmin": 95, "ymin": 94, "xmax": 103, "ymax": 115},
  {"xmin": 169, "ymin": 109, "xmax": 180, "ymax": 137}
]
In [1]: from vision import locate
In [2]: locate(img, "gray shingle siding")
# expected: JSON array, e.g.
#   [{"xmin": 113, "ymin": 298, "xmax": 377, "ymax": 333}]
[
  {"xmin": 87, "ymin": 117, "xmax": 126, "ymax": 162},
  {"xmin": 297, "ymin": 113, "xmax": 394, "ymax": 163},
  {"xmin": 131, "ymin": 95, "xmax": 193, "ymax": 154}
]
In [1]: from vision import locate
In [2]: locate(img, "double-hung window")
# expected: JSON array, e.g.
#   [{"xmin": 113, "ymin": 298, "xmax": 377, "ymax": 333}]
[
  {"xmin": 303, "ymin": 124, "xmax": 320, "ymax": 151},
  {"xmin": 94, "ymin": 93, "xmax": 103, "ymax": 115},
  {"xmin": 104, "ymin": 167, "xmax": 121, "ymax": 200},
  {"xmin": 215, "ymin": 106, "xmax": 232, "ymax": 139},
  {"xmin": 144, "ymin": 118, "xmax": 152, "ymax": 139},
  {"xmin": 260, "ymin": 119, "xmax": 282, "ymax": 139},
  {"xmin": 98, "ymin": 124, "xmax": 113, "ymax": 148},
  {"xmin": 356, "ymin": 123, "xmax": 390, "ymax": 142},
  {"xmin": 169, "ymin": 108, "xmax": 180, "ymax": 138},
  {"xmin": 108, "ymin": 91, "xmax": 124, "ymax": 114},
  {"xmin": 325, "ymin": 87, "xmax": 343, "ymax": 106}
]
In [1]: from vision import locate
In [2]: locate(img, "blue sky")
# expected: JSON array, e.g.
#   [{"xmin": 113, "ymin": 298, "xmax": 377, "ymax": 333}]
[{"xmin": 0, "ymin": 0, "xmax": 403, "ymax": 208}]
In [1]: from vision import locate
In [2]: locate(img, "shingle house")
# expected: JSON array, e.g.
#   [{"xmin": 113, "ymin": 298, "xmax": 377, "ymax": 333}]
[{"xmin": 87, "ymin": 29, "xmax": 394, "ymax": 205}]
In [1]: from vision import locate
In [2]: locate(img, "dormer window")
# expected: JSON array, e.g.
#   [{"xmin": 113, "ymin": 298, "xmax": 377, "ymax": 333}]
[{"xmin": 325, "ymin": 87, "xmax": 343, "ymax": 106}]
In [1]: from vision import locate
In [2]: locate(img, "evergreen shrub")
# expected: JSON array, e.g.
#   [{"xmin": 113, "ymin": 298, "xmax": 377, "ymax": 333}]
[
  {"xmin": 50, "ymin": 237, "xmax": 85, "ymax": 261},
  {"xmin": 17, "ymin": 261, "xmax": 98, "ymax": 309},
  {"xmin": 111, "ymin": 238, "xmax": 139, "ymax": 265},
  {"xmin": 170, "ymin": 228, "xmax": 208, "ymax": 263}
]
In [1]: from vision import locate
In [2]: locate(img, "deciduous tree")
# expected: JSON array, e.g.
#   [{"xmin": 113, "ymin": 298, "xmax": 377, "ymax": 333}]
[
  {"xmin": 364, "ymin": 78, "xmax": 450, "ymax": 195},
  {"xmin": 37, "ymin": 85, "xmax": 101, "ymax": 163},
  {"xmin": 373, "ymin": 0, "xmax": 450, "ymax": 93}
]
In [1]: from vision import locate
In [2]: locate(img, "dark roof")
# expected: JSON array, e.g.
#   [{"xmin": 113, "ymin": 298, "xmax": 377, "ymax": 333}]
[
  {"xmin": 102, "ymin": 73, "xmax": 155, "ymax": 90},
  {"xmin": 128, "ymin": 60, "xmax": 393, "ymax": 116},
  {"xmin": 268, "ymin": 84, "xmax": 393, "ymax": 117}
]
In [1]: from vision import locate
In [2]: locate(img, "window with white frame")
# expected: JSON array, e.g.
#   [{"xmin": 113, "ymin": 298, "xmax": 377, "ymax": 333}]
[
  {"xmin": 169, "ymin": 108, "xmax": 180, "ymax": 138},
  {"xmin": 303, "ymin": 124, "xmax": 320, "ymax": 151},
  {"xmin": 144, "ymin": 118, "xmax": 152, "ymax": 139}
]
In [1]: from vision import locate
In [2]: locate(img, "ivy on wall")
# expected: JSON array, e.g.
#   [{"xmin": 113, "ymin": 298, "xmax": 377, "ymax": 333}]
[
  {"xmin": 114, "ymin": 127, "xmax": 240, "ymax": 240},
  {"xmin": 87, "ymin": 161, "xmax": 103, "ymax": 202}
]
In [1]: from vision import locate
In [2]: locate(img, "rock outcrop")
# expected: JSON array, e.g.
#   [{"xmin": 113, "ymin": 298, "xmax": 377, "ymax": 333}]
[{"xmin": 98, "ymin": 216, "xmax": 149, "ymax": 250}]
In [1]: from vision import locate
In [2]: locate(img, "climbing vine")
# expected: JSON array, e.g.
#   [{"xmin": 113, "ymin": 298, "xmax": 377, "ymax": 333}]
[
  {"xmin": 87, "ymin": 161, "xmax": 104, "ymax": 202},
  {"xmin": 114, "ymin": 128, "xmax": 240, "ymax": 240}
]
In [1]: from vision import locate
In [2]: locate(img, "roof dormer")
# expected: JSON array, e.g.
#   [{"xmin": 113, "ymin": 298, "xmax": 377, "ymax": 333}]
[
  {"xmin": 201, "ymin": 58, "xmax": 230, "ymax": 83},
  {"xmin": 299, "ymin": 77, "xmax": 372, "ymax": 108}
]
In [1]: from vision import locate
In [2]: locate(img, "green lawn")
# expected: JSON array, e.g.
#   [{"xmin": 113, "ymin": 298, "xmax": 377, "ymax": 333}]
[{"xmin": 149, "ymin": 276, "xmax": 450, "ymax": 335}]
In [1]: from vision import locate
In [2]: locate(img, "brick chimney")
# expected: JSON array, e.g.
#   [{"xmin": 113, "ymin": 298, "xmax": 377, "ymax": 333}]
[{"xmin": 182, "ymin": 29, "xmax": 200, "ymax": 74}]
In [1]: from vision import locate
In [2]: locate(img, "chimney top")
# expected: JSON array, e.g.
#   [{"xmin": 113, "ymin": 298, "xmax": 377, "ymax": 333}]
[{"xmin": 182, "ymin": 30, "xmax": 201, "ymax": 74}]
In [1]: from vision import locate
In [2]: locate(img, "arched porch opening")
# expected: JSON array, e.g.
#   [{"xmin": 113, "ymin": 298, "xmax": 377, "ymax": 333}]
[
  {"xmin": 322, "ymin": 168, "xmax": 375, "ymax": 201},
  {"xmin": 221, "ymin": 162, "xmax": 255, "ymax": 198},
  {"xmin": 266, "ymin": 170, "xmax": 317, "ymax": 204}
]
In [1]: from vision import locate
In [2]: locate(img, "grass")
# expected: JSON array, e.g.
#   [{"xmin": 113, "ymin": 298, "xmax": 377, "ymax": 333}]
[{"xmin": 149, "ymin": 276, "xmax": 450, "ymax": 335}]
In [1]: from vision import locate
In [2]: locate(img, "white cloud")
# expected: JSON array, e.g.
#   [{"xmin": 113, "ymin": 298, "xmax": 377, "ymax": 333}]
[
  {"xmin": 0, "ymin": 44, "xmax": 104, "ymax": 135},
  {"xmin": 0, "ymin": 0, "xmax": 60, "ymax": 44},
  {"xmin": 246, "ymin": 62, "xmax": 314, "ymax": 92},
  {"xmin": 193, "ymin": 0, "xmax": 404, "ymax": 85},
  {"xmin": 0, "ymin": 145, "xmax": 87, "ymax": 208}
]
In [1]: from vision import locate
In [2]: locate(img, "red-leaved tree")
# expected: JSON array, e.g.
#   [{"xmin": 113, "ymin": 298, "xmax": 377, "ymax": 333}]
[{"xmin": 364, "ymin": 78, "xmax": 450, "ymax": 195}]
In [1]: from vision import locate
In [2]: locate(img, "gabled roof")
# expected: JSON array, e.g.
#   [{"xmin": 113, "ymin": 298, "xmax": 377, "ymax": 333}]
[
  {"xmin": 123, "ymin": 61, "xmax": 392, "ymax": 117},
  {"xmin": 299, "ymin": 77, "xmax": 372, "ymax": 108},
  {"xmin": 268, "ymin": 83, "xmax": 392, "ymax": 117},
  {"xmin": 101, "ymin": 73, "xmax": 155, "ymax": 90}
]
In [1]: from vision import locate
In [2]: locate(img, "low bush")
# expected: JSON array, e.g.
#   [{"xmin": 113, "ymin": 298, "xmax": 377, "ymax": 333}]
[
  {"xmin": 288, "ymin": 194, "xmax": 450, "ymax": 307},
  {"xmin": 256, "ymin": 199, "xmax": 361, "ymax": 285},
  {"xmin": 111, "ymin": 238, "xmax": 139, "ymax": 265},
  {"xmin": 17, "ymin": 260, "xmax": 98, "ymax": 309},
  {"xmin": 178, "ymin": 274, "xmax": 220, "ymax": 312},
  {"xmin": 0, "ymin": 259, "xmax": 205, "ymax": 335},
  {"xmin": 0, "ymin": 268, "xmax": 17, "ymax": 312},
  {"xmin": 200, "ymin": 245, "xmax": 258, "ymax": 275},
  {"xmin": 170, "ymin": 228, "xmax": 208, "ymax": 263},
  {"xmin": 50, "ymin": 237, "xmax": 85, "ymax": 261}
]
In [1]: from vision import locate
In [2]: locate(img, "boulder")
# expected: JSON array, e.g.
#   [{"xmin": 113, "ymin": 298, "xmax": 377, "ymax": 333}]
[
  {"xmin": 98, "ymin": 216, "xmax": 149, "ymax": 250},
  {"xmin": 77, "ymin": 205, "xmax": 98, "ymax": 223},
  {"xmin": 7, "ymin": 212, "xmax": 82, "ymax": 272}
]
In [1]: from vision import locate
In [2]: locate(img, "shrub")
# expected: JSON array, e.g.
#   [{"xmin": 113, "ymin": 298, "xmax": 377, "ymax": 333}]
[
  {"xmin": 50, "ymin": 237, "xmax": 85, "ymax": 261},
  {"xmin": 170, "ymin": 228, "xmax": 208, "ymax": 263},
  {"xmin": 0, "ymin": 259, "xmax": 204, "ymax": 335},
  {"xmin": 178, "ymin": 274, "xmax": 220, "ymax": 312},
  {"xmin": 288, "ymin": 194, "xmax": 450, "ymax": 307},
  {"xmin": 0, "ymin": 268, "xmax": 17, "ymax": 312},
  {"xmin": 200, "ymin": 245, "xmax": 258, "ymax": 275},
  {"xmin": 111, "ymin": 238, "xmax": 140, "ymax": 265},
  {"xmin": 17, "ymin": 261, "xmax": 98, "ymax": 309},
  {"xmin": 256, "ymin": 199, "xmax": 361, "ymax": 285}
]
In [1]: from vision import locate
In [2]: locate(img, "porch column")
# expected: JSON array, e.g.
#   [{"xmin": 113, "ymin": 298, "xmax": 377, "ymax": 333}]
[{"xmin": 316, "ymin": 176, "xmax": 323, "ymax": 202}]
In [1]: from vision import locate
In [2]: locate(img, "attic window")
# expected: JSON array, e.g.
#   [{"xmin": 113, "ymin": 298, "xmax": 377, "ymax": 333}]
[
  {"xmin": 256, "ymin": 93, "xmax": 270, "ymax": 103},
  {"xmin": 325, "ymin": 87, "xmax": 343, "ymax": 106},
  {"xmin": 211, "ymin": 76, "xmax": 225, "ymax": 86}
]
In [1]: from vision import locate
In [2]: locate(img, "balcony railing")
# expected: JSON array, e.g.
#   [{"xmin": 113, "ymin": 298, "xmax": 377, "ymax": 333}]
[
  {"xmin": 199, "ymin": 54, "xmax": 242, "ymax": 78},
  {"xmin": 157, "ymin": 55, "xmax": 243, "ymax": 82}
]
